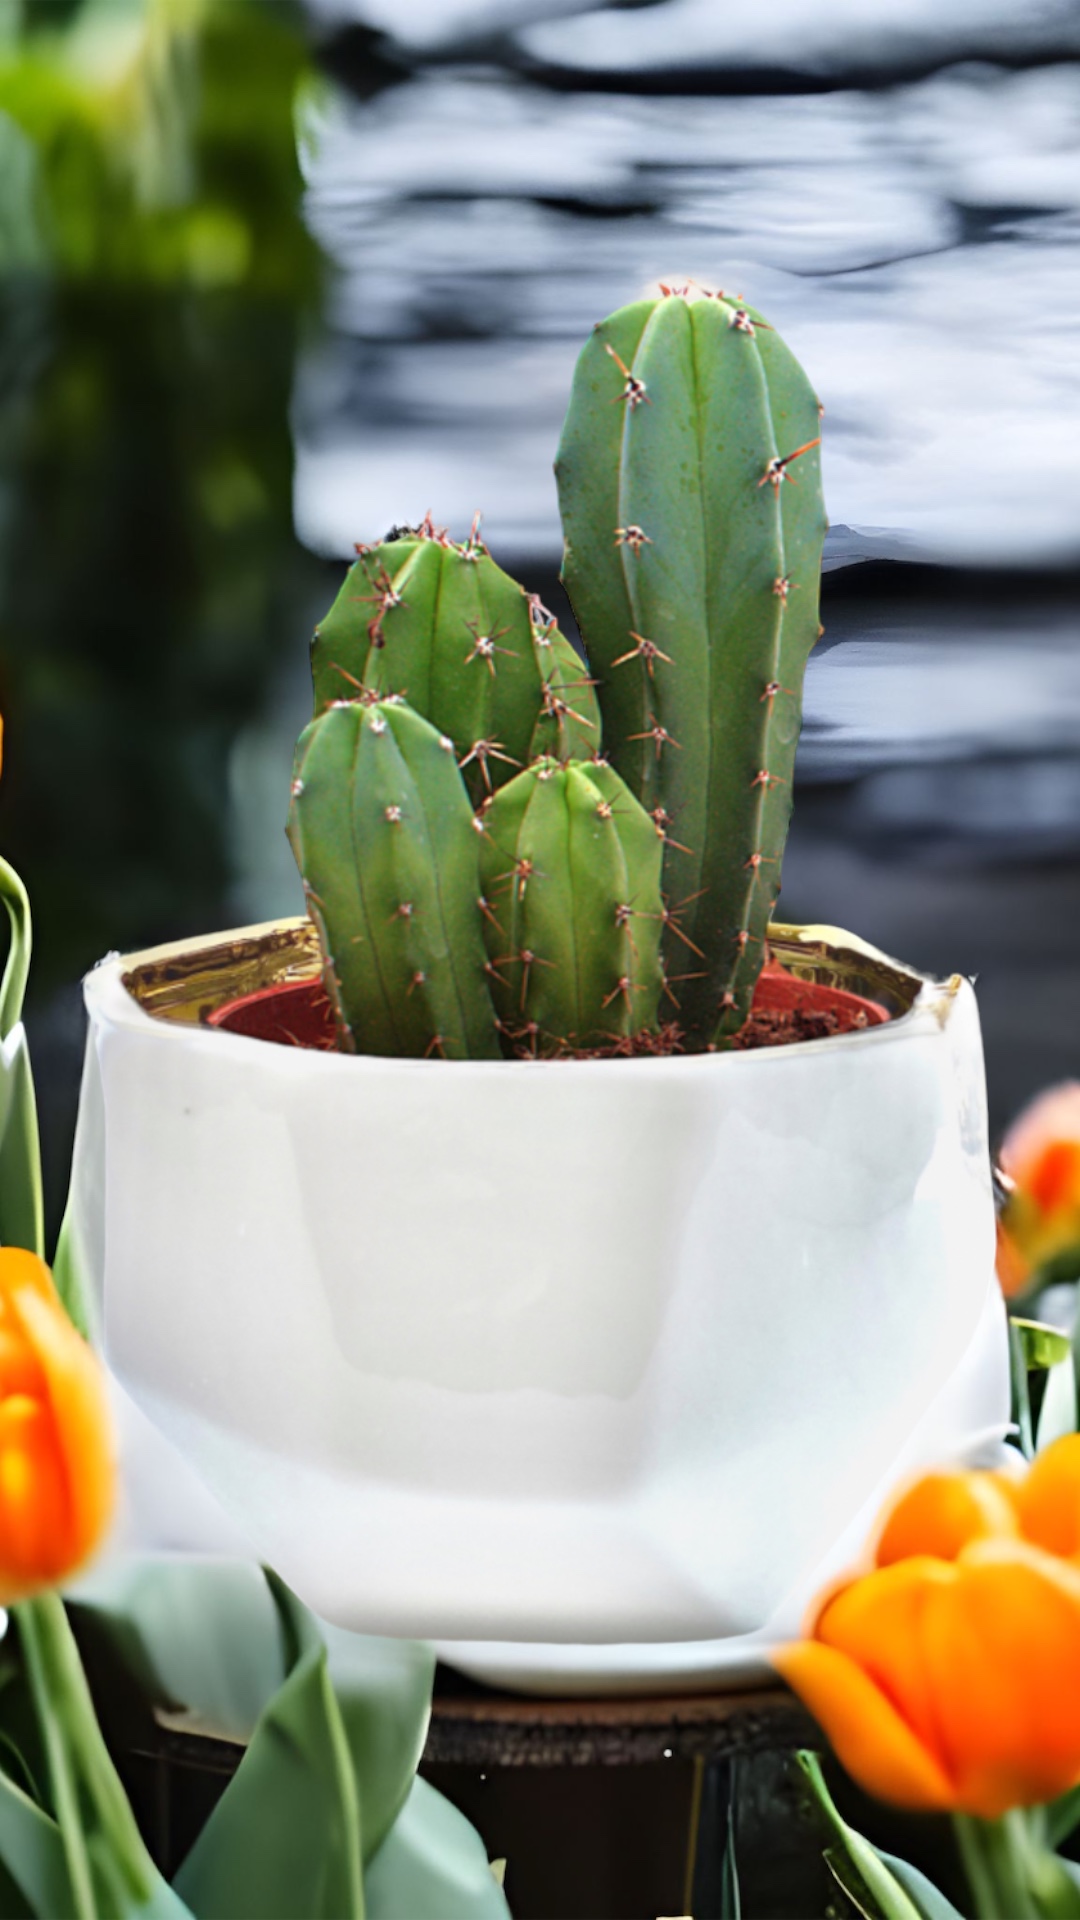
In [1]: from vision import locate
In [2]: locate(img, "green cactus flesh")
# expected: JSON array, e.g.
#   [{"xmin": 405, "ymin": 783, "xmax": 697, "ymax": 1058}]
[
  {"xmin": 287, "ymin": 697, "xmax": 501, "ymax": 1059},
  {"xmin": 311, "ymin": 523, "xmax": 600, "ymax": 808},
  {"xmin": 477, "ymin": 758, "xmax": 664, "ymax": 1053},
  {"xmin": 555, "ymin": 290, "xmax": 826, "ymax": 1046}
]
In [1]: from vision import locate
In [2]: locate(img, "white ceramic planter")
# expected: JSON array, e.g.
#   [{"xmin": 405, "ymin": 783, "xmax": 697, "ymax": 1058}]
[{"xmin": 64, "ymin": 917, "xmax": 1007, "ymax": 1669}]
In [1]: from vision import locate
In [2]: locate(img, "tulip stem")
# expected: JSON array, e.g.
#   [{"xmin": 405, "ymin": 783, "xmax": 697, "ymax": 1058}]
[
  {"xmin": 18, "ymin": 1592, "xmax": 159, "ymax": 1916},
  {"xmin": 952, "ymin": 1810, "xmax": 1075, "ymax": 1920},
  {"xmin": 17, "ymin": 1597, "xmax": 98, "ymax": 1920}
]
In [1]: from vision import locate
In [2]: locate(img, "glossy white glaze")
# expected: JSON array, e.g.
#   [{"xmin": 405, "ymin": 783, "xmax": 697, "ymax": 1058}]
[
  {"xmin": 437, "ymin": 1274, "xmax": 1009, "ymax": 1692},
  {"xmin": 66, "ymin": 922, "xmax": 1005, "ymax": 1651}
]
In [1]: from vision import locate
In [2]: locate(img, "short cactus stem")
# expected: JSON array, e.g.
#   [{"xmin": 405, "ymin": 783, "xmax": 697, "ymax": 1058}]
[
  {"xmin": 555, "ymin": 287, "xmax": 827, "ymax": 1046},
  {"xmin": 287, "ymin": 697, "xmax": 501, "ymax": 1060},
  {"xmin": 311, "ymin": 522, "xmax": 600, "ymax": 808},
  {"xmin": 476, "ymin": 758, "xmax": 664, "ymax": 1053}
]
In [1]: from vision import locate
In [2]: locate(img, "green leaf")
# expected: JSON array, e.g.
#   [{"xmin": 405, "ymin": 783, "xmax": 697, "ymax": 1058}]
[
  {"xmin": 68, "ymin": 1560, "xmax": 287, "ymax": 1747},
  {"xmin": 1034, "ymin": 1251, "xmax": 1080, "ymax": 1293},
  {"xmin": 65, "ymin": 1561, "xmax": 490, "ymax": 1920},
  {"xmin": 50, "ymin": 1040, "xmax": 105, "ymax": 1337},
  {"xmin": 364, "ymin": 1778, "xmax": 510, "ymax": 1920},
  {"xmin": 1037, "ymin": 1358, "xmax": 1078, "ymax": 1452},
  {"xmin": 319, "ymin": 1623, "xmax": 434, "ymax": 1864},
  {"xmin": 1047, "ymin": 1784, "xmax": 1080, "ymax": 1850},
  {"xmin": 0, "ymin": 856, "xmax": 43, "ymax": 1259},
  {"xmin": 1012, "ymin": 1320, "xmax": 1072, "ymax": 1371},
  {"xmin": 720, "ymin": 1758, "xmax": 741, "ymax": 1920},
  {"xmin": 173, "ymin": 1577, "xmax": 364, "ymax": 1920},
  {"xmin": 875, "ymin": 1850, "xmax": 965, "ymax": 1920},
  {"xmin": 0, "ymin": 1022, "xmax": 44, "ymax": 1261},
  {"xmin": 70, "ymin": 1556, "xmax": 435, "ymax": 1860},
  {"xmin": 1010, "ymin": 1319, "xmax": 1036, "ymax": 1460},
  {"xmin": 0, "ymin": 1768, "xmax": 77, "ymax": 1919},
  {"xmin": 1034, "ymin": 1854, "xmax": 1080, "ymax": 1919},
  {"xmin": 0, "ymin": 854, "xmax": 31, "ymax": 1039},
  {"xmin": 797, "ymin": 1753, "xmax": 927, "ymax": 1920},
  {"xmin": 825, "ymin": 1843, "xmax": 888, "ymax": 1919}
]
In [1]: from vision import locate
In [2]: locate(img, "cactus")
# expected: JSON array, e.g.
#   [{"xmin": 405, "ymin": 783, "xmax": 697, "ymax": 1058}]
[
  {"xmin": 289, "ymin": 282, "xmax": 828, "ymax": 1062},
  {"xmin": 476, "ymin": 758, "xmax": 664, "ymax": 1053},
  {"xmin": 311, "ymin": 519, "xmax": 600, "ymax": 808},
  {"xmin": 287, "ymin": 697, "xmax": 501, "ymax": 1060},
  {"xmin": 555, "ymin": 288, "xmax": 827, "ymax": 1047}
]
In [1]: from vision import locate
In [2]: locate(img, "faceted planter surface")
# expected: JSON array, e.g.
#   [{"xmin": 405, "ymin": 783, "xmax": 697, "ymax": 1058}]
[{"xmin": 65, "ymin": 918, "xmax": 1006, "ymax": 1666}]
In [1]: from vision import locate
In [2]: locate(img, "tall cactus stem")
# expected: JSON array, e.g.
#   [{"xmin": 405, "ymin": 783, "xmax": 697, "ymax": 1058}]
[{"xmin": 555, "ymin": 286, "xmax": 827, "ymax": 1046}]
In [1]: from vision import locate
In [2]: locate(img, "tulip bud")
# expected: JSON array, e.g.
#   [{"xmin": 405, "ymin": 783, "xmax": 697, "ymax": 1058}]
[
  {"xmin": 0, "ymin": 1247, "xmax": 114, "ymax": 1598},
  {"xmin": 996, "ymin": 1082, "xmax": 1080, "ymax": 1297},
  {"xmin": 775, "ymin": 1443, "xmax": 1080, "ymax": 1818}
]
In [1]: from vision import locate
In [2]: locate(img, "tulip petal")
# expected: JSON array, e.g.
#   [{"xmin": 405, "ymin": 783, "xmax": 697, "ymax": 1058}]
[
  {"xmin": 0, "ymin": 1250, "xmax": 113, "ymax": 1593},
  {"xmin": 1029, "ymin": 1140, "xmax": 1080, "ymax": 1217},
  {"xmin": 1000, "ymin": 1083, "xmax": 1080, "ymax": 1273},
  {"xmin": 876, "ymin": 1472, "xmax": 1020, "ymax": 1567},
  {"xmin": 12, "ymin": 1293, "xmax": 113, "ymax": 1570},
  {"xmin": 0, "ymin": 1397, "xmax": 67, "ymax": 1587},
  {"xmin": 922, "ymin": 1540, "xmax": 1080, "ymax": 1818},
  {"xmin": 816, "ymin": 1557, "xmax": 956, "ymax": 1769},
  {"xmin": 0, "ymin": 1248, "xmax": 56, "ymax": 1309},
  {"xmin": 1015, "ymin": 1433, "xmax": 1080, "ymax": 1560},
  {"xmin": 1001, "ymin": 1084, "xmax": 1080, "ymax": 1188},
  {"xmin": 774, "ymin": 1641, "xmax": 956, "ymax": 1811}
]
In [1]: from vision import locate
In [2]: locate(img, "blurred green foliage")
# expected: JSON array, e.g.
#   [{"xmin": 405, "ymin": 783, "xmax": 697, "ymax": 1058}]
[{"xmin": 0, "ymin": 0, "xmax": 324, "ymax": 995}]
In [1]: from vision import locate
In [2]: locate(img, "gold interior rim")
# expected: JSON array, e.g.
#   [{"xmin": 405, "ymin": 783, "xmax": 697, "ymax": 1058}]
[{"xmin": 122, "ymin": 918, "xmax": 925, "ymax": 1031}]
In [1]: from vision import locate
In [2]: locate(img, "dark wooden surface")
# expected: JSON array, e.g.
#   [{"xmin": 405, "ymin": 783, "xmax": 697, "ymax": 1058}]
[
  {"xmin": 419, "ymin": 1673, "xmax": 823, "ymax": 1917},
  {"xmin": 424, "ymin": 1669, "xmax": 814, "ymax": 1768}
]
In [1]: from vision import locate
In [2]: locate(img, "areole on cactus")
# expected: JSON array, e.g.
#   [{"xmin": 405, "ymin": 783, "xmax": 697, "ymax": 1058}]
[{"xmin": 289, "ymin": 283, "xmax": 829, "ymax": 1060}]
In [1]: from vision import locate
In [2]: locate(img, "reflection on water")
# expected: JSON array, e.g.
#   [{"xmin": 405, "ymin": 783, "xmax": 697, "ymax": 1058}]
[
  {"xmin": 295, "ymin": 54, "xmax": 1080, "ymax": 566},
  {"xmin": 800, "ymin": 606, "xmax": 1080, "ymax": 784}
]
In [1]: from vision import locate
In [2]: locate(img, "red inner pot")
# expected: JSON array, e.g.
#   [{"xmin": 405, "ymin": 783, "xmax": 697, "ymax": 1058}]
[{"xmin": 206, "ymin": 959, "xmax": 890, "ymax": 1053}]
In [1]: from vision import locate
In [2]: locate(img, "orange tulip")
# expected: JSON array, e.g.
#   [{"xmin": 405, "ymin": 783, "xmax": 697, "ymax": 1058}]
[
  {"xmin": 777, "ymin": 1541, "xmax": 1080, "ymax": 1818},
  {"xmin": 774, "ymin": 1444, "xmax": 1080, "ymax": 1818},
  {"xmin": 996, "ymin": 1082, "xmax": 1080, "ymax": 1296},
  {"xmin": 0, "ymin": 1248, "xmax": 114, "ymax": 1599},
  {"xmin": 1012, "ymin": 1432, "xmax": 1080, "ymax": 1560}
]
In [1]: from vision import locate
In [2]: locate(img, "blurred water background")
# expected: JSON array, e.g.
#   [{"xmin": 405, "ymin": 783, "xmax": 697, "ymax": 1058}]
[{"xmin": 2, "ymin": 0, "xmax": 1079, "ymax": 1229}]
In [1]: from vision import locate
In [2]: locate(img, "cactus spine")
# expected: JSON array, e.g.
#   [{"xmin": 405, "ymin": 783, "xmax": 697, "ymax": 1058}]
[
  {"xmin": 311, "ymin": 522, "xmax": 599, "ymax": 808},
  {"xmin": 555, "ymin": 289, "xmax": 827, "ymax": 1047},
  {"xmin": 287, "ymin": 697, "xmax": 501, "ymax": 1059},
  {"xmin": 477, "ymin": 758, "xmax": 664, "ymax": 1052}
]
